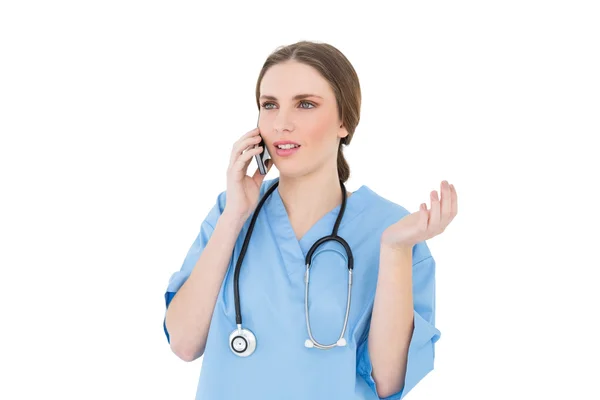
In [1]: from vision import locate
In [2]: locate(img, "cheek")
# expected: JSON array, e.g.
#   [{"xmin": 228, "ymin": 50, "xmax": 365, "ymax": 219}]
[
  {"xmin": 257, "ymin": 123, "xmax": 273, "ymax": 143},
  {"xmin": 304, "ymin": 118, "xmax": 337, "ymax": 147}
]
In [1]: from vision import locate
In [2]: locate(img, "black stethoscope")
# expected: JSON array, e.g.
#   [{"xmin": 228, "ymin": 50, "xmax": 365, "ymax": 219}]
[{"xmin": 229, "ymin": 178, "xmax": 355, "ymax": 357}]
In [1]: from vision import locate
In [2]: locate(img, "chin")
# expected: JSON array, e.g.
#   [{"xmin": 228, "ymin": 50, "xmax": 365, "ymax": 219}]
[{"xmin": 276, "ymin": 163, "xmax": 317, "ymax": 179}]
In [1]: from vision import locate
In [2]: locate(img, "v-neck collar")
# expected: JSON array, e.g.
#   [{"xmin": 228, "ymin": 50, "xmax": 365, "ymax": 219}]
[{"xmin": 264, "ymin": 178, "xmax": 369, "ymax": 277}]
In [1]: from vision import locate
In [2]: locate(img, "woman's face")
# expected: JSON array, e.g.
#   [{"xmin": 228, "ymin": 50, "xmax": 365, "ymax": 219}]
[{"xmin": 258, "ymin": 61, "xmax": 348, "ymax": 178}]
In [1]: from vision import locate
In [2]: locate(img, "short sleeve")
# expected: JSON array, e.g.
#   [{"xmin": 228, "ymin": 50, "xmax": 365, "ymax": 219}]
[
  {"xmin": 356, "ymin": 255, "xmax": 441, "ymax": 399},
  {"xmin": 163, "ymin": 190, "xmax": 226, "ymax": 344}
]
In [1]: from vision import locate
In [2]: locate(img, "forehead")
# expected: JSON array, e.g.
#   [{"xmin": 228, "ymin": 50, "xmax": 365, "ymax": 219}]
[{"xmin": 260, "ymin": 61, "xmax": 332, "ymax": 99}]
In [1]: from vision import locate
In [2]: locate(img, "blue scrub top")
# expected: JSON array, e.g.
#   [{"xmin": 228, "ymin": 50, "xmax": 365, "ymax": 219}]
[{"xmin": 164, "ymin": 177, "xmax": 441, "ymax": 400}]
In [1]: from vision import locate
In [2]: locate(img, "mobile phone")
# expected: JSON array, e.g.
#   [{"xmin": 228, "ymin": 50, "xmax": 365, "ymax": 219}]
[
  {"xmin": 254, "ymin": 134, "xmax": 271, "ymax": 175},
  {"xmin": 254, "ymin": 114, "xmax": 271, "ymax": 175}
]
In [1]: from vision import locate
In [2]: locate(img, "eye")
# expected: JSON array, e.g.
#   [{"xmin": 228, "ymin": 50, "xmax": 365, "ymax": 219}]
[
  {"xmin": 299, "ymin": 100, "xmax": 315, "ymax": 109},
  {"xmin": 260, "ymin": 100, "xmax": 315, "ymax": 110}
]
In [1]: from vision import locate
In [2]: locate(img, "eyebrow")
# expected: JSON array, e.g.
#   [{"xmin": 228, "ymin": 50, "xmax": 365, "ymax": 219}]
[{"xmin": 259, "ymin": 94, "xmax": 323, "ymax": 101}]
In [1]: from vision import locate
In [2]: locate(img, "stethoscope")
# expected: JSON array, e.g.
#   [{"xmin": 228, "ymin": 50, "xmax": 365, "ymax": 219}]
[{"xmin": 229, "ymin": 178, "xmax": 354, "ymax": 357}]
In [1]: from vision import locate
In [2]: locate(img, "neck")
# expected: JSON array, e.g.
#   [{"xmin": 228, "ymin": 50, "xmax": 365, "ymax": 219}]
[{"xmin": 277, "ymin": 168, "xmax": 351, "ymax": 224}]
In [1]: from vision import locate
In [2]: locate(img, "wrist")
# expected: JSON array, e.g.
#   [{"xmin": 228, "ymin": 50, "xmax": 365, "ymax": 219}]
[
  {"xmin": 380, "ymin": 240, "xmax": 413, "ymax": 255},
  {"xmin": 220, "ymin": 210, "xmax": 248, "ymax": 229}
]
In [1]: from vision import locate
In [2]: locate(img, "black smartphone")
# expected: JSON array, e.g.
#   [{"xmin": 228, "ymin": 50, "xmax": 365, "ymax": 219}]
[
  {"xmin": 254, "ymin": 115, "xmax": 271, "ymax": 175},
  {"xmin": 254, "ymin": 134, "xmax": 271, "ymax": 175}
]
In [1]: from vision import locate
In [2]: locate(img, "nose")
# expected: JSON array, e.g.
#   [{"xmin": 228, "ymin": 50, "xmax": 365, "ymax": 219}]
[{"xmin": 272, "ymin": 109, "xmax": 295, "ymax": 134}]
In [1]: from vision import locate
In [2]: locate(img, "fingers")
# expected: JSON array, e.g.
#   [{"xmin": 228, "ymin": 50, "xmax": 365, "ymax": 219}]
[
  {"xmin": 230, "ymin": 127, "xmax": 260, "ymax": 155},
  {"xmin": 428, "ymin": 188, "xmax": 441, "ymax": 229},
  {"xmin": 240, "ymin": 127, "xmax": 260, "ymax": 140},
  {"xmin": 233, "ymin": 136, "xmax": 262, "ymax": 159},
  {"xmin": 440, "ymin": 181, "xmax": 452, "ymax": 227},
  {"xmin": 231, "ymin": 131, "xmax": 261, "ymax": 160},
  {"xmin": 450, "ymin": 183, "xmax": 458, "ymax": 218},
  {"xmin": 419, "ymin": 202, "xmax": 429, "ymax": 230},
  {"xmin": 231, "ymin": 145, "xmax": 263, "ymax": 173}
]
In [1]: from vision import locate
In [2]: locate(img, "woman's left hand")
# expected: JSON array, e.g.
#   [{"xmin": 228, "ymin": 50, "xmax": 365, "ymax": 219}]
[{"xmin": 381, "ymin": 180, "xmax": 458, "ymax": 250}]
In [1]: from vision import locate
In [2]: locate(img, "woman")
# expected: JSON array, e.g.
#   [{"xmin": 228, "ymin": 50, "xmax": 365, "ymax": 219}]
[{"xmin": 163, "ymin": 40, "xmax": 458, "ymax": 400}]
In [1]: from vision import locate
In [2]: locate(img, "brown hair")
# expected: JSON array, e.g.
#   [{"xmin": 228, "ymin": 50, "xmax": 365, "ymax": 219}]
[{"xmin": 255, "ymin": 40, "xmax": 361, "ymax": 183}]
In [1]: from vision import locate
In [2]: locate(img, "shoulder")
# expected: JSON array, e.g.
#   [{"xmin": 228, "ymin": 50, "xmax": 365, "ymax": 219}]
[
  {"xmin": 357, "ymin": 184, "xmax": 412, "ymax": 224},
  {"xmin": 200, "ymin": 186, "xmax": 228, "ymax": 229}
]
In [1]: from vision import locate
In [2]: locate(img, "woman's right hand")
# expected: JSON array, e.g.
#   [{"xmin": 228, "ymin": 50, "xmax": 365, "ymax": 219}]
[{"xmin": 224, "ymin": 127, "xmax": 273, "ymax": 222}]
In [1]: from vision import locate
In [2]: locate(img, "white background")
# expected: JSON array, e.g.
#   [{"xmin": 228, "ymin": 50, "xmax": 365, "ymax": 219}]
[{"xmin": 1, "ymin": 1, "xmax": 598, "ymax": 399}]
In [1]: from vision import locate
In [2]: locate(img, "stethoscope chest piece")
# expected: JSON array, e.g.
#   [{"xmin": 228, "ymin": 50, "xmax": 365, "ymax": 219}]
[{"xmin": 229, "ymin": 325, "xmax": 256, "ymax": 357}]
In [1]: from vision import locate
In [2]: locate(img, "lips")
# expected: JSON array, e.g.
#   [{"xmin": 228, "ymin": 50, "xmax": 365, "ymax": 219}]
[
  {"xmin": 275, "ymin": 145, "xmax": 300, "ymax": 157},
  {"xmin": 273, "ymin": 141, "xmax": 300, "ymax": 147}
]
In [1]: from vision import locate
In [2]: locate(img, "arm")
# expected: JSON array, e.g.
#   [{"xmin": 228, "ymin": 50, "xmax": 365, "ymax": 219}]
[
  {"xmin": 361, "ymin": 180, "xmax": 453, "ymax": 398},
  {"xmin": 368, "ymin": 243, "xmax": 415, "ymax": 397},
  {"xmin": 165, "ymin": 211, "xmax": 245, "ymax": 362}
]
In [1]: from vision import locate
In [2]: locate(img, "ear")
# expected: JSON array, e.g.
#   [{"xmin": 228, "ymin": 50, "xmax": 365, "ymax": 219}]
[{"xmin": 338, "ymin": 123, "xmax": 349, "ymax": 140}]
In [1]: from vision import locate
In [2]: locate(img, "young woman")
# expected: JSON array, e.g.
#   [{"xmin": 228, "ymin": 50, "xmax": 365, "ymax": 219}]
[{"xmin": 163, "ymin": 40, "xmax": 458, "ymax": 400}]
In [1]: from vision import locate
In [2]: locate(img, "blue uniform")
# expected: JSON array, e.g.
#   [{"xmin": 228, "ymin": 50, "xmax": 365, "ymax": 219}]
[{"xmin": 164, "ymin": 177, "xmax": 441, "ymax": 399}]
